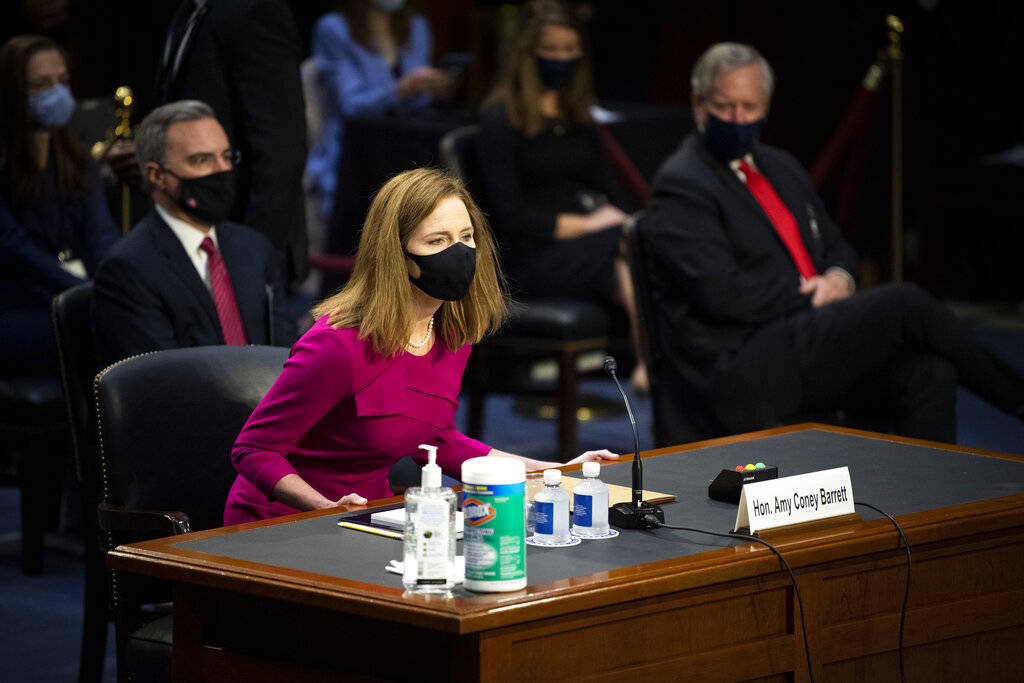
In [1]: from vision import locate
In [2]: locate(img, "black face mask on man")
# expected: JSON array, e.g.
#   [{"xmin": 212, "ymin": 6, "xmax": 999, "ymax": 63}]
[
  {"xmin": 161, "ymin": 167, "xmax": 236, "ymax": 226},
  {"xmin": 406, "ymin": 242, "xmax": 476, "ymax": 301},
  {"xmin": 702, "ymin": 111, "xmax": 764, "ymax": 162}
]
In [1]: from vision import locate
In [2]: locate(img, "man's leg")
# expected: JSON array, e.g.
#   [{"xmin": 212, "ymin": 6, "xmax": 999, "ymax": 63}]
[
  {"xmin": 794, "ymin": 283, "xmax": 1024, "ymax": 425},
  {"xmin": 843, "ymin": 351, "xmax": 958, "ymax": 442}
]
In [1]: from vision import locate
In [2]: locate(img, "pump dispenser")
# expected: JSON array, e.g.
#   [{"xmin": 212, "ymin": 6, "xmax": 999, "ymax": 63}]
[
  {"xmin": 402, "ymin": 444, "xmax": 457, "ymax": 593},
  {"xmin": 420, "ymin": 444, "xmax": 441, "ymax": 488}
]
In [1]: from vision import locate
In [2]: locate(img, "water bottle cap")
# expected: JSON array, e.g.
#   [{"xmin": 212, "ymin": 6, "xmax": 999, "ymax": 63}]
[
  {"xmin": 543, "ymin": 468, "xmax": 561, "ymax": 486},
  {"xmin": 582, "ymin": 461, "xmax": 600, "ymax": 478}
]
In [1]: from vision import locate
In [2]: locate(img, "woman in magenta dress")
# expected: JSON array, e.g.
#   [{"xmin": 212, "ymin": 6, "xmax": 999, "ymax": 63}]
[{"xmin": 224, "ymin": 168, "xmax": 616, "ymax": 524}]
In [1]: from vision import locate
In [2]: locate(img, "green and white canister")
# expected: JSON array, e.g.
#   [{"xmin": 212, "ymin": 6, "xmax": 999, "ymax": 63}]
[{"xmin": 461, "ymin": 456, "xmax": 527, "ymax": 592}]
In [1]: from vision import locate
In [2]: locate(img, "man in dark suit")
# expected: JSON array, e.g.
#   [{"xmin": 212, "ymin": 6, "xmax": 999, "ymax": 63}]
[
  {"xmin": 93, "ymin": 100, "xmax": 296, "ymax": 368},
  {"xmin": 153, "ymin": 0, "xmax": 309, "ymax": 287},
  {"xmin": 639, "ymin": 42, "xmax": 1024, "ymax": 445}
]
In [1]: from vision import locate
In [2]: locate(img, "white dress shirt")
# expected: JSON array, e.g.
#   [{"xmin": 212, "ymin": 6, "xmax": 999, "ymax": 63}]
[{"xmin": 155, "ymin": 203, "xmax": 218, "ymax": 290}]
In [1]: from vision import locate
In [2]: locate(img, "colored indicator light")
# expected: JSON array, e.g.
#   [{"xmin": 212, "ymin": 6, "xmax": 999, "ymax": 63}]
[
  {"xmin": 734, "ymin": 465, "xmax": 746, "ymax": 472},
  {"xmin": 744, "ymin": 464, "xmax": 755, "ymax": 471},
  {"xmin": 755, "ymin": 462, "xmax": 766, "ymax": 469}
]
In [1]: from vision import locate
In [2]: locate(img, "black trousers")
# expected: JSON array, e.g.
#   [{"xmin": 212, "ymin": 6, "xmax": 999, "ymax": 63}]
[{"xmin": 673, "ymin": 284, "xmax": 1024, "ymax": 444}]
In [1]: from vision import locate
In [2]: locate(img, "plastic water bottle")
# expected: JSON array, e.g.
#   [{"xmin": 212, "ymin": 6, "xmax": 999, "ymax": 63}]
[
  {"xmin": 532, "ymin": 469, "xmax": 570, "ymax": 545},
  {"xmin": 572, "ymin": 461, "xmax": 609, "ymax": 538}
]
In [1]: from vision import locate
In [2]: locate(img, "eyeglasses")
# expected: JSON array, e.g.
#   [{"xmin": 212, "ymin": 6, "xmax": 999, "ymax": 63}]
[{"xmin": 184, "ymin": 148, "xmax": 241, "ymax": 168}]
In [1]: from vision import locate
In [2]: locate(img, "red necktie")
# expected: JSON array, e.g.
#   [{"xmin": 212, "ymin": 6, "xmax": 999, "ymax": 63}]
[
  {"xmin": 199, "ymin": 237, "xmax": 248, "ymax": 345},
  {"xmin": 737, "ymin": 159, "xmax": 818, "ymax": 279}
]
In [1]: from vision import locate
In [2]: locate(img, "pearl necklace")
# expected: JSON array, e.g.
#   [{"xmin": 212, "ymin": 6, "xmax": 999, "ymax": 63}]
[{"xmin": 408, "ymin": 317, "xmax": 434, "ymax": 349}]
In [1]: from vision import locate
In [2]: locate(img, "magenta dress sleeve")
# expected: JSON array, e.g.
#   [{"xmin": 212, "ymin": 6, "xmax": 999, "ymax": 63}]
[
  {"xmin": 231, "ymin": 327, "xmax": 354, "ymax": 496},
  {"xmin": 430, "ymin": 422, "xmax": 492, "ymax": 475}
]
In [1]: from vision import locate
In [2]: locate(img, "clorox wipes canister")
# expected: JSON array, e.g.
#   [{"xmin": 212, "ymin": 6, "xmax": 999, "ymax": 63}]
[{"xmin": 461, "ymin": 456, "xmax": 527, "ymax": 592}]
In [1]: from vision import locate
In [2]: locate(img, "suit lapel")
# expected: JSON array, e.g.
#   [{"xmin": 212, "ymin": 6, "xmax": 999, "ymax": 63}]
[
  {"xmin": 217, "ymin": 224, "xmax": 264, "ymax": 345},
  {"xmin": 695, "ymin": 141, "xmax": 778, "ymax": 237},
  {"xmin": 144, "ymin": 210, "xmax": 223, "ymax": 339},
  {"xmin": 161, "ymin": 1, "xmax": 212, "ymax": 100}
]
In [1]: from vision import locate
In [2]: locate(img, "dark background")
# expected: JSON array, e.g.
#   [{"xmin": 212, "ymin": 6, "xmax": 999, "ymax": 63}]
[{"xmin": 4, "ymin": 0, "xmax": 1021, "ymax": 298}]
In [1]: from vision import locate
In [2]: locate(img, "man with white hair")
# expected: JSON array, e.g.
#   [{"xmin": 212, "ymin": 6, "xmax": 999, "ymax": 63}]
[{"xmin": 639, "ymin": 42, "xmax": 1024, "ymax": 444}]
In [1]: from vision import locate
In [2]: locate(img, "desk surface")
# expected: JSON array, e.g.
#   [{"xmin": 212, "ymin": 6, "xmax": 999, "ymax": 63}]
[
  {"xmin": 109, "ymin": 424, "xmax": 1024, "ymax": 635},
  {"xmin": 176, "ymin": 426, "xmax": 1024, "ymax": 591}
]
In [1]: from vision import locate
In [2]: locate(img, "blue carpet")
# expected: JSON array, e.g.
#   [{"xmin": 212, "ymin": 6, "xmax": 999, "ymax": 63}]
[{"xmin": 1, "ymin": 325, "xmax": 1020, "ymax": 681}]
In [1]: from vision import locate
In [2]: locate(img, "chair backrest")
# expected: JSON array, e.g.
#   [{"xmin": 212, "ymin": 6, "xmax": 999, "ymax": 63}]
[
  {"xmin": 623, "ymin": 219, "xmax": 661, "ymax": 384},
  {"xmin": 439, "ymin": 124, "xmax": 489, "ymax": 212},
  {"xmin": 51, "ymin": 282, "xmax": 97, "ymax": 490},
  {"xmin": 95, "ymin": 345, "xmax": 288, "ymax": 532}
]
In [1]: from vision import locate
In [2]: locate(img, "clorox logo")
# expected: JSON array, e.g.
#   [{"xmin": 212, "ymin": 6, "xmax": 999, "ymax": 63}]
[{"xmin": 463, "ymin": 498, "xmax": 495, "ymax": 526}]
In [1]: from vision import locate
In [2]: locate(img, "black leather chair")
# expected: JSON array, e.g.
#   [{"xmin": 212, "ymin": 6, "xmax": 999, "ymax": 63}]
[
  {"xmin": 51, "ymin": 282, "xmax": 109, "ymax": 683},
  {"xmin": 0, "ymin": 374, "xmax": 67, "ymax": 574},
  {"xmin": 623, "ymin": 220, "xmax": 705, "ymax": 446},
  {"xmin": 440, "ymin": 124, "xmax": 611, "ymax": 461},
  {"xmin": 627, "ymin": 219, "xmax": 849, "ymax": 445},
  {"xmin": 94, "ymin": 345, "xmax": 289, "ymax": 682}
]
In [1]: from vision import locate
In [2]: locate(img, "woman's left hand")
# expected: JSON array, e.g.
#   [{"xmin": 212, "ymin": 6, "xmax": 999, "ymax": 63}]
[{"xmin": 566, "ymin": 449, "xmax": 619, "ymax": 466}]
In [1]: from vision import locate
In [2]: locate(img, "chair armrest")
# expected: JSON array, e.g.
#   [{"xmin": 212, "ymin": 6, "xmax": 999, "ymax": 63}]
[
  {"xmin": 308, "ymin": 252, "xmax": 355, "ymax": 275},
  {"xmin": 97, "ymin": 502, "xmax": 192, "ymax": 536}
]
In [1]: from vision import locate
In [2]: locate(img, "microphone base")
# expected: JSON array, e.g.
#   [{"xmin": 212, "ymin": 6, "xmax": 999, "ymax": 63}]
[{"xmin": 609, "ymin": 502, "xmax": 665, "ymax": 530}]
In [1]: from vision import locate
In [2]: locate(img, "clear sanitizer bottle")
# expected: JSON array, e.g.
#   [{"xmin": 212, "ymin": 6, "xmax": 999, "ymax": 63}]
[
  {"xmin": 532, "ymin": 469, "xmax": 571, "ymax": 545},
  {"xmin": 403, "ymin": 444, "xmax": 457, "ymax": 593},
  {"xmin": 572, "ymin": 461, "xmax": 609, "ymax": 538}
]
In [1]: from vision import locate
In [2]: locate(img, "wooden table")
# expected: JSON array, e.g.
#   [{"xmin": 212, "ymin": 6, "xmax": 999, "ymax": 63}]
[{"xmin": 108, "ymin": 424, "xmax": 1024, "ymax": 681}]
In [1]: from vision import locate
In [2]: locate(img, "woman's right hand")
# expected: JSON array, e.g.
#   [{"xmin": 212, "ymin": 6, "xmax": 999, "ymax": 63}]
[
  {"xmin": 332, "ymin": 493, "xmax": 368, "ymax": 507},
  {"xmin": 396, "ymin": 66, "xmax": 452, "ymax": 98},
  {"xmin": 272, "ymin": 474, "xmax": 368, "ymax": 512},
  {"xmin": 555, "ymin": 205, "xmax": 631, "ymax": 240},
  {"xmin": 586, "ymin": 204, "xmax": 631, "ymax": 232}
]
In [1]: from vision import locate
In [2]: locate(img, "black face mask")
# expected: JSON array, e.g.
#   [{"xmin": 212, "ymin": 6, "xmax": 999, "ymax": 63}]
[
  {"xmin": 406, "ymin": 242, "xmax": 476, "ymax": 301},
  {"xmin": 535, "ymin": 56, "xmax": 580, "ymax": 91},
  {"xmin": 702, "ymin": 111, "xmax": 764, "ymax": 162},
  {"xmin": 161, "ymin": 167, "xmax": 236, "ymax": 225}
]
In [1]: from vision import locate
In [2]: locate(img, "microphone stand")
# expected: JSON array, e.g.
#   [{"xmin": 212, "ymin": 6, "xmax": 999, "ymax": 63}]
[{"xmin": 604, "ymin": 357, "xmax": 664, "ymax": 530}]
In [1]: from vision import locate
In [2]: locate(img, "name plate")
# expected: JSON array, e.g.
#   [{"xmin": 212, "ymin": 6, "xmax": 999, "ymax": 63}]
[{"xmin": 734, "ymin": 466, "xmax": 855, "ymax": 534}]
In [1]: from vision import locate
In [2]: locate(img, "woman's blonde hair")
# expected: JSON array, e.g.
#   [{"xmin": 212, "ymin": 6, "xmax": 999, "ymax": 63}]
[
  {"xmin": 312, "ymin": 168, "xmax": 507, "ymax": 356},
  {"xmin": 483, "ymin": 0, "xmax": 595, "ymax": 138}
]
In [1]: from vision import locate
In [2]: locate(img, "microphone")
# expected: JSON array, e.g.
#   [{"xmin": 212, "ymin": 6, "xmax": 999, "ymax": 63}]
[{"xmin": 603, "ymin": 356, "xmax": 664, "ymax": 530}]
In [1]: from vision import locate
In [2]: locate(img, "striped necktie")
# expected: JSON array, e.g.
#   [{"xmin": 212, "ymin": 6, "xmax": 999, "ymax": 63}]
[{"xmin": 199, "ymin": 236, "xmax": 247, "ymax": 345}]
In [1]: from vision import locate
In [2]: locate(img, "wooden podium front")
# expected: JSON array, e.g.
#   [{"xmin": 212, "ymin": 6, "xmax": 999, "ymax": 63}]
[{"xmin": 108, "ymin": 425, "xmax": 1024, "ymax": 681}]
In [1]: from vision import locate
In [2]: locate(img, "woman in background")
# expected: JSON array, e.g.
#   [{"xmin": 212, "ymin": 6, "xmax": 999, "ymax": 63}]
[
  {"xmin": 306, "ymin": 0, "xmax": 453, "ymax": 225},
  {"xmin": 476, "ymin": 0, "xmax": 647, "ymax": 389},
  {"xmin": 224, "ymin": 168, "xmax": 615, "ymax": 524},
  {"xmin": 0, "ymin": 34, "xmax": 119, "ymax": 376}
]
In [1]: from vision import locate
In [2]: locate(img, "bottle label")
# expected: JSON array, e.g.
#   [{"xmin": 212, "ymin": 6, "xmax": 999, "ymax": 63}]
[
  {"xmin": 462, "ymin": 481, "xmax": 525, "ymax": 583},
  {"xmin": 534, "ymin": 501, "xmax": 554, "ymax": 535},
  {"xmin": 415, "ymin": 499, "xmax": 450, "ymax": 583},
  {"xmin": 574, "ymin": 493, "xmax": 593, "ymax": 527}
]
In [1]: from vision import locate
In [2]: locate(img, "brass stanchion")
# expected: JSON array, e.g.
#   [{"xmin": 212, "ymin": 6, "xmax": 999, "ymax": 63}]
[
  {"xmin": 90, "ymin": 86, "xmax": 135, "ymax": 234},
  {"xmin": 887, "ymin": 15, "xmax": 904, "ymax": 282}
]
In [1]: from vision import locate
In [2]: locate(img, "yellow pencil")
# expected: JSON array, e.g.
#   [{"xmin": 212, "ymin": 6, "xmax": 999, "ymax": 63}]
[{"xmin": 338, "ymin": 521, "xmax": 402, "ymax": 540}]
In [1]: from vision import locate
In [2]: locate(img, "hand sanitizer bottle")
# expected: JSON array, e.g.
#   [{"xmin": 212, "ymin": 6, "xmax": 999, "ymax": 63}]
[
  {"xmin": 403, "ymin": 444, "xmax": 456, "ymax": 593},
  {"xmin": 572, "ymin": 461, "xmax": 609, "ymax": 538},
  {"xmin": 532, "ymin": 469, "xmax": 570, "ymax": 545}
]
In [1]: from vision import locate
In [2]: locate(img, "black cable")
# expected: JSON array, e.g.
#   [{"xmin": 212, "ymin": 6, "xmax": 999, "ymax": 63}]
[
  {"xmin": 855, "ymin": 501, "xmax": 911, "ymax": 683},
  {"xmin": 652, "ymin": 521, "xmax": 815, "ymax": 683}
]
